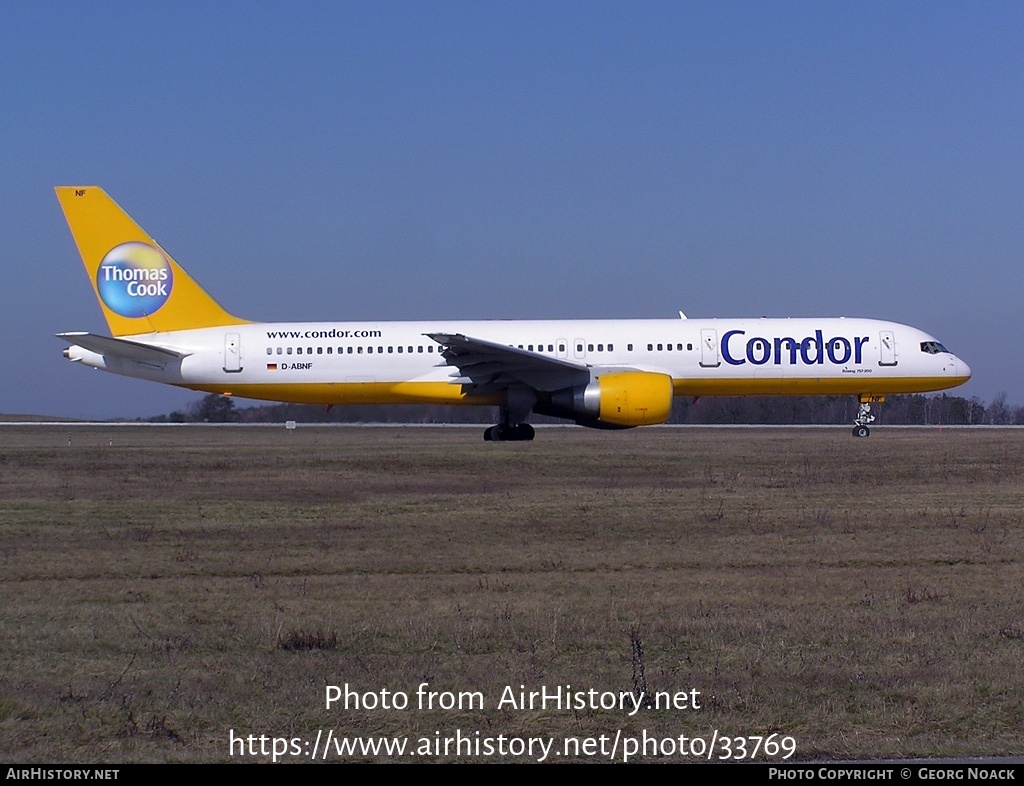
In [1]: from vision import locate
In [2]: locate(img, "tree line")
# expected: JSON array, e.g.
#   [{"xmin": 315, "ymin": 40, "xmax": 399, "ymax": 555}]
[{"xmin": 150, "ymin": 391, "xmax": 1022, "ymax": 426}]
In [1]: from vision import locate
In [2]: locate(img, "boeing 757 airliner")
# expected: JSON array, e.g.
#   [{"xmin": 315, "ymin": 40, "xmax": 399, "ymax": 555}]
[{"xmin": 55, "ymin": 187, "xmax": 971, "ymax": 440}]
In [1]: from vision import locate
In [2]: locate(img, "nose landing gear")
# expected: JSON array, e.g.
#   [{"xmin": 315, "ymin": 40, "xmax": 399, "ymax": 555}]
[{"xmin": 852, "ymin": 396, "xmax": 882, "ymax": 437}]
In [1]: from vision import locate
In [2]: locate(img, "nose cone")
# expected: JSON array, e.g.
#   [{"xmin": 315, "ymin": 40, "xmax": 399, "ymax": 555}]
[{"xmin": 953, "ymin": 356, "xmax": 972, "ymax": 384}]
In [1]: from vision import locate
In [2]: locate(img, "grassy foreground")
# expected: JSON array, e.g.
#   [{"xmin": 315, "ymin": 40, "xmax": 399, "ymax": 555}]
[{"xmin": 1, "ymin": 425, "xmax": 1022, "ymax": 762}]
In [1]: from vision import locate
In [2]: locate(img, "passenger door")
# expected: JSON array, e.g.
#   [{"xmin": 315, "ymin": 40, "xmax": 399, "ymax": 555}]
[
  {"xmin": 878, "ymin": 331, "xmax": 897, "ymax": 366},
  {"xmin": 700, "ymin": 329, "xmax": 720, "ymax": 368},
  {"xmin": 224, "ymin": 333, "xmax": 242, "ymax": 373}
]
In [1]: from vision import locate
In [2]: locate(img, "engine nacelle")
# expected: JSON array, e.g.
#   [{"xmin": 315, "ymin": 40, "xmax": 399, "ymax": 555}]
[{"xmin": 548, "ymin": 371, "xmax": 674, "ymax": 427}]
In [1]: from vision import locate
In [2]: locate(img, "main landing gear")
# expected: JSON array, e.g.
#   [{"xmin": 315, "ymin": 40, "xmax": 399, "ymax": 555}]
[
  {"xmin": 483, "ymin": 385, "xmax": 537, "ymax": 442},
  {"xmin": 483, "ymin": 423, "xmax": 535, "ymax": 442},
  {"xmin": 852, "ymin": 399, "xmax": 877, "ymax": 438}
]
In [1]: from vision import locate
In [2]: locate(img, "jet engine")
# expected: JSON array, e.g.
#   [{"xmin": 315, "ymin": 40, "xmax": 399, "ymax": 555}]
[{"xmin": 543, "ymin": 371, "xmax": 674, "ymax": 428}]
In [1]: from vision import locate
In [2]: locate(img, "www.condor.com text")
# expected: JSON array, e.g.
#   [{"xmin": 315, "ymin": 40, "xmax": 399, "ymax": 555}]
[{"xmin": 228, "ymin": 728, "xmax": 797, "ymax": 762}]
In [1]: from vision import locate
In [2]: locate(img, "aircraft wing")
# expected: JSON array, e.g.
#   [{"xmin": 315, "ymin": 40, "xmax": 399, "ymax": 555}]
[
  {"xmin": 426, "ymin": 332, "xmax": 591, "ymax": 392},
  {"xmin": 57, "ymin": 332, "xmax": 189, "ymax": 365}
]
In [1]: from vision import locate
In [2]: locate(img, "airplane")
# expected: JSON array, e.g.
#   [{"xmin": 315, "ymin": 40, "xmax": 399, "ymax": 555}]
[{"xmin": 55, "ymin": 186, "xmax": 971, "ymax": 440}]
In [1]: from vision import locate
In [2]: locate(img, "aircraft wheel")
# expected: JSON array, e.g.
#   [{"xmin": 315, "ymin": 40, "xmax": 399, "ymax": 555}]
[
  {"xmin": 485, "ymin": 425, "xmax": 510, "ymax": 441},
  {"xmin": 484, "ymin": 424, "xmax": 534, "ymax": 441},
  {"xmin": 852, "ymin": 425, "xmax": 870, "ymax": 438}
]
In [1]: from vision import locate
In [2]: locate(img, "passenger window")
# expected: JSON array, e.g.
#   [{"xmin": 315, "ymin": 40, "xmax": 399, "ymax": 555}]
[
  {"xmin": 266, "ymin": 347, "xmax": 272, "ymax": 355},
  {"xmin": 317, "ymin": 347, "xmax": 323, "ymax": 355},
  {"xmin": 368, "ymin": 347, "xmax": 374, "ymax": 354},
  {"xmin": 597, "ymin": 344, "xmax": 604, "ymax": 352},
  {"xmin": 627, "ymin": 344, "xmax": 633, "ymax": 351},
  {"xmin": 277, "ymin": 347, "xmax": 282, "ymax": 355},
  {"xmin": 588, "ymin": 344, "xmax": 594, "ymax": 352},
  {"xmin": 287, "ymin": 347, "xmax": 293, "ymax": 355},
  {"xmin": 657, "ymin": 344, "xmax": 663, "ymax": 351},
  {"xmin": 608, "ymin": 344, "xmax": 614, "ymax": 351},
  {"xmin": 647, "ymin": 344, "xmax": 653, "ymax": 351},
  {"xmin": 326, "ymin": 347, "xmax": 332, "ymax": 354},
  {"xmin": 687, "ymin": 343, "xmax": 693, "ymax": 351},
  {"xmin": 559, "ymin": 344, "xmax": 566, "ymax": 352},
  {"xmin": 297, "ymin": 347, "xmax": 303, "ymax": 355},
  {"xmin": 357, "ymin": 347, "xmax": 363, "ymax": 354}
]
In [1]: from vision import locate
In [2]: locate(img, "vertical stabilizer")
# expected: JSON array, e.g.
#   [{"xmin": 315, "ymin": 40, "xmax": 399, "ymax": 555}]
[{"xmin": 55, "ymin": 186, "xmax": 248, "ymax": 336}]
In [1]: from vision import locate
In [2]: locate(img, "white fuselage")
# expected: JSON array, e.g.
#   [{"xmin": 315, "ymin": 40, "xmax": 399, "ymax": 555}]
[{"xmin": 65, "ymin": 316, "xmax": 971, "ymax": 407}]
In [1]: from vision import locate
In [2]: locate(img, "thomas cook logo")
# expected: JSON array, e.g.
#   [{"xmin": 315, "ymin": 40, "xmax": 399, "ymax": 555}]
[{"xmin": 96, "ymin": 242, "xmax": 173, "ymax": 318}]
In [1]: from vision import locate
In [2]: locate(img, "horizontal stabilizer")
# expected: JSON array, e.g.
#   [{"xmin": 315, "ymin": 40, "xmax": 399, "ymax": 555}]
[{"xmin": 56, "ymin": 332, "xmax": 188, "ymax": 365}]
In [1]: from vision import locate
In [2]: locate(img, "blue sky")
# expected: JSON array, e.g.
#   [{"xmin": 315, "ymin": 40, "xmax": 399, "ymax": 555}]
[{"xmin": 3, "ymin": 2, "xmax": 1021, "ymax": 418}]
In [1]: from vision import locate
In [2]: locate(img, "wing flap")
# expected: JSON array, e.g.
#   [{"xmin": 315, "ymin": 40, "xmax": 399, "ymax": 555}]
[{"xmin": 427, "ymin": 332, "xmax": 590, "ymax": 392}]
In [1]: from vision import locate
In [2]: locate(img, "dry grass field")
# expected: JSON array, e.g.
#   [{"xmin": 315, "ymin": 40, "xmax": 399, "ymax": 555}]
[{"xmin": 0, "ymin": 425, "xmax": 1022, "ymax": 763}]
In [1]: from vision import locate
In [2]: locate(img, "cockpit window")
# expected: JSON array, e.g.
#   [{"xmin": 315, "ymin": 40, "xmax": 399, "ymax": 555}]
[{"xmin": 920, "ymin": 341, "xmax": 949, "ymax": 355}]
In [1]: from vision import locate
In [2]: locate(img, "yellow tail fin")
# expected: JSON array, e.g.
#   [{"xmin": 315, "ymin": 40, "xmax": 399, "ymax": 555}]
[{"xmin": 55, "ymin": 187, "xmax": 248, "ymax": 336}]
